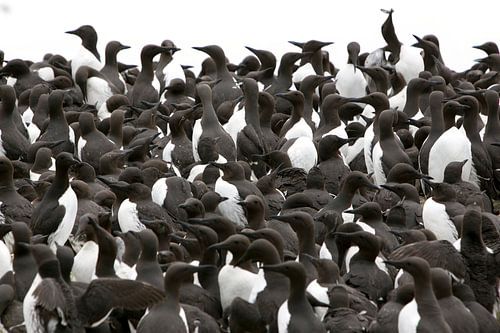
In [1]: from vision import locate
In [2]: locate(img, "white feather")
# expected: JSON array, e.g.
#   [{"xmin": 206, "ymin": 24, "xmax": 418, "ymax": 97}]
[
  {"xmin": 187, "ymin": 158, "xmax": 225, "ymax": 182},
  {"xmin": 27, "ymin": 123, "xmax": 41, "ymax": 143},
  {"xmin": 49, "ymin": 158, "xmax": 56, "ymax": 171},
  {"xmin": 179, "ymin": 307, "xmax": 189, "ymax": 333},
  {"xmin": 394, "ymin": 269, "xmax": 405, "ymax": 288},
  {"xmin": 422, "ymin": 198, "xmax": 458, "ymax": 243},
  {"xmin": 69, "ymin": 126, "xmax": 76, "ymax": 147},
  {"xmin": 187, "ymin": 164, "xmax": 207, "ymax": 182},
  {"xmin": 218, "ymin": 263, "xmax": 257, "ymax": 311},
  {"xmin": 23, "ymin": 107, "xmax": 41, "ymax": 142},
  {"xmin": 292, "ymin": 63, "xmax": 315, "ymax": 83},
  {"xmin": 389, "ymin": 85, "xmax": 407, "ymax": 110},
  {"xmin": 284, "ymin": 118, "xmax": 313, "ymax": 140},
  {"xmin": 364, "ymin": 48, "xmax": 386, "ymax": 68},
  {"xmin": 342, "ymin": 206, "xmax": 355, "ymax": 223},
  {"xmin": 86, "ymin": 77, "xmax": 113, "ymax": 110},
  {"xmin": 345, "ymin": 245, "xmax": 358, "ymax": 273},
  {"xmin": 97, "ymin": 102, "xmax": 111, "ymax": 120},
  {"xmin": 277, "ymin": 300, "xmax": 291, "ymax": 333},
  {"xmin": 152, "ymin": 76, "xmax": 161, "ymax": 98},
  {"xmin": 359, "ymin": 104, "xmax": 375, "ymax": 125},
  {"xmin": 0, "ymin": 130, "xmax": 5, "ymax": 157},
  {"xmin": 115, "ymin": 237, "xmax": 125, "ymax": 262},
  {"xmin": 322, "ymin": 124, "xmax": 348, "ymax": 139},
  {"xmin": 398, "ymin": 298, "xmax": 420, "ymax": 333},
  {"xmin": 372, "ymin": 142, "xmax": 386, "ymax": 185},
  {"xmin": 363, "ymin": 123, "xmax": 375, "ymax": 174},
  {"xmin": 223, "ymin": 108, "xmax": 246, "ymax": 144},
  {"xmin": 319, "ymin": 242, "xmax": 332, "ymax": 260},
  {"xmin": 71, "ymin": 46, "xmax": 102, "ymax": 79},
  {"xmin": 285, "ymin": 137, "xmax": 317, "ymax": 172},
  {"xmin": 345, "ymin": 137, "xmax": 364, "ymax": 165},
  {"xmin": 156, "ymin": 125, "xmax": 166, "ymax": 138},
  {"xmin": 22, "ymin": 107, "xmax": 34, "ymax": 124},
  {"xmin": 311, "ymin": 111, "xmax": 320, "ymax": 128},
  {"xmin": 24, "ymin": 274, "xmax": 43, "ymax": 333},
  {"xmin": 163, "ymin": 56, "xmax": 186, "ymax": 87},
  {"xmin": 162, "ymin": 140, "xmax": 175, "ymax": 163},
  {"xmin": 71, "ymin": 241, "xmax": 98, "ymax": 283},
  {"xmin": 395, "ymin": 46, "xmax": 424, "ymax": 84},
  {"xmin": 151, "ymin": 178, "xmax": 167, "ymax": 207},
  {"xmin": 375, "ymin": 256, "xmax": 390, "ymax": 275},
  {"xmin": 118, "ymin": 199, "xmax": 146, "ymax": 232},
  {"xmin": 35, "ymin": 67, "xmax": 55, "ymax": 81},
  {"xmin": 345, "ymin": 244, "xmax": 388, "ymax": 275},
  {"xmin": 48, "ymin": 186, "xmax": 78, "ymax": 251},
  {"xmin": 248, "ymin": 267, "xmax": 267, "ymax": 304},
  {"xmin": 30, "ymin": 170, "xmax": 41, "ymax": 181},
  {"xmin": 6, "ymin": 77, "xmax": 17, "ymax": 87},
  {"xmin": 335, "ymin": 64, "xmax": 367, "ymax": 98},
  {"xmin": 114, "ymin": 260, "xmax": 137, "ymax": 280},
  {"xmin": 192, "ymin": 119, "xmax": 203, "ymax": 162},
  {"xmin": 215, "ymin": 178, "xmax": 246, "ymax": 228},
  {"xmin": 189, "ymin": 260, "xmax": 201, "ymax": 287},
  {"xmin": 0, "ymin": 240, "xmax": 12, "ymax": 278},
  {"xmin": 357, "ymin": 221, "xmax": 375, "ymax": 234},
  {"xmin": 77, "ymin": 136, "xmax": 87, "ymax": 160},
  {"xmin": 306, "ymin": 279, "xmax": 329, "ymax": 320}
]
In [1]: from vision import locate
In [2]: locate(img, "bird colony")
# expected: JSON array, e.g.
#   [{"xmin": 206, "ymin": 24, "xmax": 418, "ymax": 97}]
[{"xmin": 0, "ymin": 8, "xmax": 499, "ymax": 333}]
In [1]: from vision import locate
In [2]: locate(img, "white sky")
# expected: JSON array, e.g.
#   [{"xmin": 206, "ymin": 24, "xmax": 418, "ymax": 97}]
[{"xmin": 0, "ymin": 0, "xmax": 499, "ymax": 75}]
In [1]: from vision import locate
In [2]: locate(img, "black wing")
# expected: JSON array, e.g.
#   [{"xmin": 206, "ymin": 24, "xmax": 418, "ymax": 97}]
[
  {"xmin": 33, "ymin": 278, "xmax": 67, "ymax": 312},
  {"xmin": 389, "ymin": 240, "xmax": 467, "ymax": 280},
  {"xmin": 30, "ymin": 203, "xmax": 65, "ymax": 236},
  {"xmin": 77, "ymin": 278, "xmax": 165, "ymax": 326}
]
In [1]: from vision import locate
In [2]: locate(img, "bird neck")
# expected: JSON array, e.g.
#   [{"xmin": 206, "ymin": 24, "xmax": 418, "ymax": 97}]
[
  {"xmin": 104, "ymin": 49, "xmax": 118, "ymax": 69},
  {"xmin": 462, "ymin": 109, "xmax": 481, "ymax": 143},
  {"xmin": 298, "ymin": 230, "xmax": 316, "ymax": 257},
  {"xmin": 290, "ymin": 101, "xmax": 305, "ymax": 120},
  {"xmin": 430, "ymin": 107, "xmax": 445, "ymax": 136},
  {"xmin": 53, "ymin": 167, "xmax": 70, "ymax": 190},
  {"xmin": 164, "ymin": 283, "xmax": 181, "ymax": 308},
  {"xmin": 259, "ymin": 105, "xmax": 273, "ymax": 128},
  {"xmin": 247, "ymin": 212, "xmax": 266, "ymax": 230},
  {"xmin": 403, "ymin": 89, "xmax": 421, "ymax": 118},
  {"xmin": 288, "ymin": 277, "xmax": 307, "ymax": 304},
  {"xmin": 245, "ymin": 97, "xmax": 261, "ymax": 131},
  {"xmin": 485, "ymin": 103, "xmax": 500, "ymax": 136},
  {"xmin": 139, "ymin": 56, "xmax": 155, "ymax": 81},
  {"xmin": 201, "ymin": 101, "xmax": 219, "ymax": 126},
  {"xmin": 82, "ymin": 39, "xmax": 100, "ymax": 61},
  {"xmin": 353, "ymin": 244, "xmax": 378, "ymax": 262},
  {"xmin": 0, "ymin": 178, "xmax": 15, "ymax": 191},
  {"xmin": 310, "ymin": 51, "xmax": 324, "ymax": 74},
  {"xmin": 323, "ymin": 107, "xmax": 341, "ymax": 128},
  {"xmin": 413, "ymin": 273, "xmax": 443, "ymax": 319},
  {"xmin": 214, "ymin": 61, "xmax": 232, "ymax": 80}
]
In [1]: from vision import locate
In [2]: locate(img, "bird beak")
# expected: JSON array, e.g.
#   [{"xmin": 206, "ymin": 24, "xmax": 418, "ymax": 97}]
[
  {"xmin": 65, "ymin": 29, "xmax": 78, "ymax": 35},
  {"xmin": 383, "ymin": 260, "xmax": 403, "ymax": 269},
  {"xmin": 209, "ymin": 162, "xmax": 225, "ymax": 169},
  {"xmin": 365, "ymin": 182, "xmax": 381, "ymax": 191}
]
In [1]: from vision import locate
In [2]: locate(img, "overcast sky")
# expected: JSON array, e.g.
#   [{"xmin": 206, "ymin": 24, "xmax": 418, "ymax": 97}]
[{"xmin": 1, "ymin": 1, "xmax": 498, "ymax": 74}]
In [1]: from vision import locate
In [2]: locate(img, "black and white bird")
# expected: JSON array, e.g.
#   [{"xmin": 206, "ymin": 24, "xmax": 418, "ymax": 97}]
[{"xmin": 30, "ymin": 152, "xmax": 80, "ymax": 251}]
